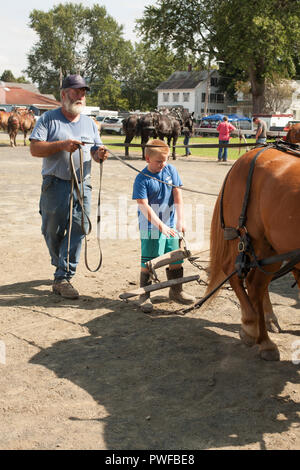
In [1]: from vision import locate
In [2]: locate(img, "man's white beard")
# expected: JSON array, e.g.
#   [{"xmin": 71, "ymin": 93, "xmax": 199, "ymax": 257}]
[{"xmin": 64, "ymin": 94, "xmax": 85, "ymax": 115}]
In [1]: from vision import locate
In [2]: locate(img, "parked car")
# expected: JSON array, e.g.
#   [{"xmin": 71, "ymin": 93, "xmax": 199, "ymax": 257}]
[
  {"xmin": 96, "ymin": 116, "xmax": 111, "ymax": 123},
  {"xmin": 101, "ymin": 117, "xmax": 125, "ymax": 135}
]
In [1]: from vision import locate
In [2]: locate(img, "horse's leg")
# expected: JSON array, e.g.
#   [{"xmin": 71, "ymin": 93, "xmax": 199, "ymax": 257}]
[
  {"xmin": 263, "ymin": 290, "xmax": 282, "ymax": 333},
  {"xmin": 124, "ymin": 134, "xmax": 133, "ymax": 157},
  {"xmin": 141, "ymin": 134, "xmax": 148, "ymax": 160},
  {"xmin": 246, "ymin": 269, "xmax": 280, "ymax": 360},
  {"xmin": 24, "ymin": 131, "xmax": 27, "ymax": 146},
  {"xmin": 172, "ymin": 136, "xmax": 177, "ymax": 160},
  {"xmin": 230, "ymin": 275, "xmax": 259, "ymax": 345}
]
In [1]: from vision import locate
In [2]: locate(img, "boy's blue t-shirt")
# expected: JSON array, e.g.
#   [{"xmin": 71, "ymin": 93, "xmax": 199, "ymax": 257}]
[
  {"xmin": 132, "ymin": 164, "xmax": 182, "ymax": 231},
  {"xmin": 30, "ymin": 108, "xmax": 102, "ymax": 180}
]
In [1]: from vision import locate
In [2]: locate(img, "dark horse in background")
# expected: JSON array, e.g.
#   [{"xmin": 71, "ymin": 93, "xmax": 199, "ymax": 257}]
[
  {"xmin": 123, "ymin": 109, "xmax": 195, "ymax": 160},
  {"xmin": 123, "ymin": 112, "xmax": 157, "ymax": 159},
  {"xmin": 153, "ymin": 109, "xmax": 195, "ymax": 159}
]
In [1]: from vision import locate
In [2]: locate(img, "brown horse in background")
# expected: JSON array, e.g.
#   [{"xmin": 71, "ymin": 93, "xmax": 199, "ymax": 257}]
[
  {"xmin": 19, "ymin": 109, "xmax": 35, "ymax": 145},
  {"xmin": 0, "ymin": 110, "xmax": 10, "ymax": 131},
  {"xmin": 7, "ymin": 109, "xmax": 35, "ymax": 146},
  {"xmin": 7, "ymin": 112, "xmax": 20, "ymax": 147},
  {"xmin": 206, "ymin": 143, "xmax": 300, "ymax": 361}
]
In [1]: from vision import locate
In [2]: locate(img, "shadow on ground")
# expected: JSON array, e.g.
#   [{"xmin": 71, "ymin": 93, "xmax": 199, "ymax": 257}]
[{"xmin": 1, "ymin": 279, "xmax": 299, "ymax": 450}]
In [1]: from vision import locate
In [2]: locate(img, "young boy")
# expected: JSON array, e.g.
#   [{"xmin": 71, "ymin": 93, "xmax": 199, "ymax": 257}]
[{"xmin": 132, "ymin": 139, "xmax": 195, "ymax": 313}]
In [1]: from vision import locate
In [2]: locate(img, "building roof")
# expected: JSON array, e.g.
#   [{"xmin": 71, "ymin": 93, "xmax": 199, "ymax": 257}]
[
  {"xmin": 2, "ymin": 81, "xmax": 40, "ymax": 94},
  {"xmin": 0, "ymin": 85, "xmax": 61, "ymax": 110},
  {"xmin": 156, "ymin": 70, "xmax": 213, "ymax": 90}
]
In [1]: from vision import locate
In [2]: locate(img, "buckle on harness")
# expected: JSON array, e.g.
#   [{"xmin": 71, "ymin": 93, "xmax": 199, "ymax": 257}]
[{"xmin": 238, "ymin": 241, "xmax": 245, "ymax": 252}]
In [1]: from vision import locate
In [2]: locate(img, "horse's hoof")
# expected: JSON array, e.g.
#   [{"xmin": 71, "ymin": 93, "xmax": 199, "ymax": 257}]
[
  {"xmin": 260, "ymin": 348, "xmax": 280, "ymax": 361},
  {"xmin": 239, "ymin": 327, "xmax": 256, "ymax": 346}
]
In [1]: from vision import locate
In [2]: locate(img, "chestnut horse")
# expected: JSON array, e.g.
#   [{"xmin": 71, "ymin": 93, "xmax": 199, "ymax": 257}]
[{"xmin": 206, "ymin": 142, "xmax": 300, "ymax": 361}]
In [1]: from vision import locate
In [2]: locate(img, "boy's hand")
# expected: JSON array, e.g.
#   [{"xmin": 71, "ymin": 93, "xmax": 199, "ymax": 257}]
[{"xmin": 160, "ymin": 223, "xmax": 177, "ymax": 238}]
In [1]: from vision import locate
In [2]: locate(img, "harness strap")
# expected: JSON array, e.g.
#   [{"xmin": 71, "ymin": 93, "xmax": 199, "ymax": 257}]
[{"xmin": 238, "ymin": 145, "xmax": 272, "ymax": 228}]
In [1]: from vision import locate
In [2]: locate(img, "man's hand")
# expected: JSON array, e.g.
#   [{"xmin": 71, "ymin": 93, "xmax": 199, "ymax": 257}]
[
  {"xmin": 92, "ymin": 146, "xmax": 109, "ymax": 163},
  {"xmin": 62, "ymin": 139, "xmax": 82, "ymax": 153}
]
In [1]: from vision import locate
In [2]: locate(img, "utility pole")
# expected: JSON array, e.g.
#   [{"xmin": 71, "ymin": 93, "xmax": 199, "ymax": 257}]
[
  {"xmin": 204, "ymin": 55, "xmax": 211, "ymax": 116},
  {"xmin": 59, "ymin": 67, "xmax": 63, "ymax": 88}
]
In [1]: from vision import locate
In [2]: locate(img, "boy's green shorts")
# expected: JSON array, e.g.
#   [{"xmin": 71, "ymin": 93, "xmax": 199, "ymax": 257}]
[{"xmin": 140, "ymin": 230, "xmax": 183, "ymax": 268}]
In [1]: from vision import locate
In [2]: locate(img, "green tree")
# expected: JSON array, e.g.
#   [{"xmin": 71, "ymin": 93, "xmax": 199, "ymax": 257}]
[
  {"xmin": 1, "ymin": 70, "xmax": 16, "ymax": 82},
  {"xmin": 121, "ymin": 42, "xmax": 195, "ymax": 111},
  {"xmin": 26, "ymin": 2, "xmax": 131, "ymax": 100},
  {"xmin": 137, "ymin": 0, "xmax": 300, "ymax": 113}
]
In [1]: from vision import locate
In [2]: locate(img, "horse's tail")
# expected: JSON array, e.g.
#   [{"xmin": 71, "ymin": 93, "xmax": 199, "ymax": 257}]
[{"xmin": 205, "ymin": 193, "xmax": 228, "ymax": 303}]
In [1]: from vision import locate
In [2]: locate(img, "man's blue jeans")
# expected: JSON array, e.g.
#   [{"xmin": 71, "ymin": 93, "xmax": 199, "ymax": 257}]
[
  {"xmin": 218, "ymin": 140, "xmax": 229, "ymax": 161},
  {"xmin": 256, "ymin": 137, "xmax": 267, "ymax": 145},
  {"xmin": 184, "ymin": 135, "xmax": 191, "ymax": 155},
  {"xmin": 39, "ymin": 175, "xmax": 92, "ymax": 281}
]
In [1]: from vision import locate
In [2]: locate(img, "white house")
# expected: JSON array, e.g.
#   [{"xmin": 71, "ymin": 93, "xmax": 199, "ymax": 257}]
[
  {"xmin": 156, "ymin": 70, "xmax": 226, "ymax": 121},
  {"xmin": 284, "ymin": 80, "xmax": 300, "ymax": 120}
]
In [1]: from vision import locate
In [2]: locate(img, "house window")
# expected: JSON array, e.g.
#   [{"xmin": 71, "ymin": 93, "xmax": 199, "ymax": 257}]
[
  {"xmin": 183, "ymin": 92, "xmax": 190, "ymax": 102},
  {"xmin": 173, "ymin": 92, "xmax": 179, "ymax": 102},
  {"xmin": 209, "ymin": 93, "xmax": 217, "ymax": 103},
  {"xmin": 202, "ymin": 93, "xmax": 206, "ymax": 103},
  {"xmin": 211, "ymin": 77, "xmax": 218, "ymax": 87},
  {"xmin": 163, "ymin": 93, "xmax": 169, "ymax": 102},
  {"xmin": 216, "ymin": 94, "xmax": 224, "ymax": 103}
]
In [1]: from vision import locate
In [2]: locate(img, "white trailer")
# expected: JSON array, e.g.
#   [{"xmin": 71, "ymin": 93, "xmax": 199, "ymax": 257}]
[{"xmin": 253, "ymin": 114, "xmax": 293, "ymax": 130}]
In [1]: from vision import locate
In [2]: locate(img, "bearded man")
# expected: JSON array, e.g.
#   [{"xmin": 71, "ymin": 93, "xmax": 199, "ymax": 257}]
[{"xmin": 30, "ymin": 74, "xmax": 109, "ymax": 299}]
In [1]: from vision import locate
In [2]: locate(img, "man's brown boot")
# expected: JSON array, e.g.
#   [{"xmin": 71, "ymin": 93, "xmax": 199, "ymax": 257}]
[
  {"xmin": 166, "ymin": 267, "xmax": 196, "ymax": 304},
  {"xmin": 52, "ymin": 279, "xmax": 79, "ymax": 299}
]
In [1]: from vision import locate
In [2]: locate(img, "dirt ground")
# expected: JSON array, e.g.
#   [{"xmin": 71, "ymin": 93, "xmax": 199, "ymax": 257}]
[{"xmin": 0, "ymin": 139, "xmax": 299, "ymax": 450}]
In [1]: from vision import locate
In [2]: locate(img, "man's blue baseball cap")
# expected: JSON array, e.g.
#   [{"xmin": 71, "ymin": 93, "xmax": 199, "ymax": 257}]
[{"xmin": 61, "ymin": 74, "xmax": 90, "ymax": 91}]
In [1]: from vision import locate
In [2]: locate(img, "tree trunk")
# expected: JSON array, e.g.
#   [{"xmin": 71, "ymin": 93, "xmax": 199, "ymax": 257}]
[{"xmin": 249, "ymin": 70, "xmax": 266, "ymax": 114}]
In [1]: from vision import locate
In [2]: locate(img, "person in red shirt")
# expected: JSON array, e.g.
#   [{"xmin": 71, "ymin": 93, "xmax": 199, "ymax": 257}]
[{"xmin": 216, "ymin": 116, "xmax": 236, "ymax": 162}]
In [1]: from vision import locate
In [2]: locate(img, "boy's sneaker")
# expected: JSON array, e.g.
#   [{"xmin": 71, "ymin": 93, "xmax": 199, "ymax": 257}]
[{"xmin": 52, "ymin": 279, "xmax": 79, "ymax": 299}]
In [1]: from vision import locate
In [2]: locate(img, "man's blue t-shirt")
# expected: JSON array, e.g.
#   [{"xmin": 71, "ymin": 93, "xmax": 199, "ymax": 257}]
[
  {"xmin": 132, "ymin": 164, "xmax": 182, "ymax": 231},
  {"xmin": 30, "ymin": 108, "xmax": 102, "ymax": 180}
]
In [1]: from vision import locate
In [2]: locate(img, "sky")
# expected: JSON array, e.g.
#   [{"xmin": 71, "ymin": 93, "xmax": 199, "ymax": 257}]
[{"xmin": 0, "ymin": 0, "xmax": 155, "ymax": 78}]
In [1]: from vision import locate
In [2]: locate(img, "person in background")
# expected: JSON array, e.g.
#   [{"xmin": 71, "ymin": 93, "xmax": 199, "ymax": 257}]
[
  {"xmin": 253, "ymin": 116, "xmax": 267, "ymax": 145},
  {"xmin": 183, "ymin": 127, "xmax": 192, "ymax": 156},
  {"xmin": 216, "ymin": 116, "xmax": 236, "ymax": 162},
  {"xmin": 30, "ymin": 74, "xmax": 109, "ymax": 299}
]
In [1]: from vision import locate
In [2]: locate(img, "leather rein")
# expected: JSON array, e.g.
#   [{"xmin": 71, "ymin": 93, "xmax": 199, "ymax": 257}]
[{"xmin": 67, "ymin": 146, "xmax": 103, "ymax": 273}]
